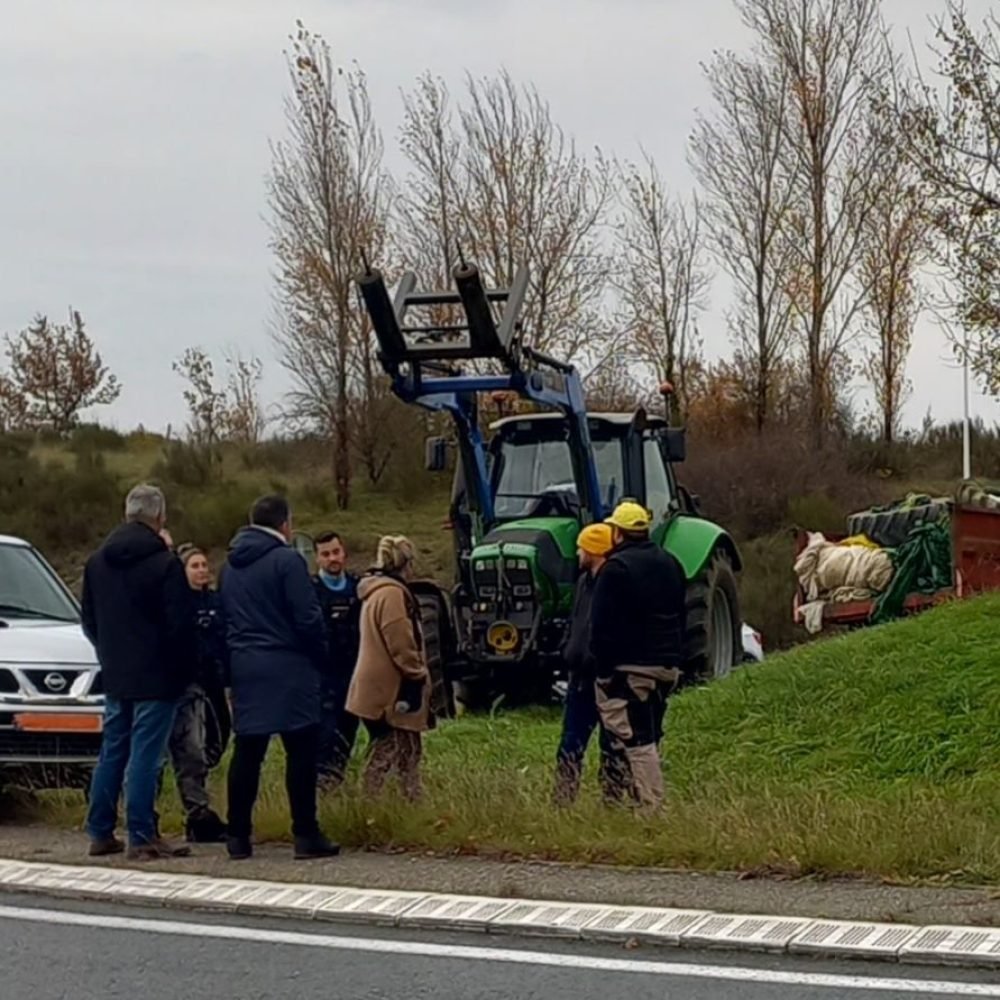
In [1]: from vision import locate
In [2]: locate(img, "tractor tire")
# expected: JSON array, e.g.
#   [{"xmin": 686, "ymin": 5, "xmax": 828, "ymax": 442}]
[
  {"xmin": 846, "ymin": 499, "xmax": 948, "ymax": 549},
  {"xmin": 685, "ymin": 549, "xmax": 741, "ymax": 684},
  {"xmin": 411, "ymin": 584, "xmax": 457, "ymax": 720}
]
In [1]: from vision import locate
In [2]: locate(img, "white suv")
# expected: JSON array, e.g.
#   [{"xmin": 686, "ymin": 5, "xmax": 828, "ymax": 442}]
[{"xmin": 0, "ymin": 535, "xmax": 103, "ymax": 790}]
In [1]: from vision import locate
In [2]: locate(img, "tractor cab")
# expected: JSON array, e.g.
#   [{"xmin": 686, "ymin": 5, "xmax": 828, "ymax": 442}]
[{"xmin": 489, "ymin": 411, "xmax": 687, "ymax": 528}]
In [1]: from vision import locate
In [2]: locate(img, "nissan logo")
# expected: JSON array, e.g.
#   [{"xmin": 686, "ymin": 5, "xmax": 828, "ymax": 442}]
[{"xmin": 43, "ymin": 672, "xmax": 68, "ymax": 693}]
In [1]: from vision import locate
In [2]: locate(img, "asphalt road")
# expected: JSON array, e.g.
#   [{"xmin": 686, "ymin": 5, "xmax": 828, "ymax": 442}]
[{"xmin": 1, "ymin": 892, "xmax": 998, "ymax": 1000}]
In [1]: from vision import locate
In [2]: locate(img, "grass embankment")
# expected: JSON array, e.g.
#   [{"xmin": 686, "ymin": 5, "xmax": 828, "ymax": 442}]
[{"xmin": 41, "ymin": 595, "xmax": 1000, "ymax": 883}]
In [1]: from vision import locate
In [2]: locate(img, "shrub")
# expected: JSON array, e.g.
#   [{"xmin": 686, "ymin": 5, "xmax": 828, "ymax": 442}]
[
  {"xmin": 150, "ymin": 440, "xmax": 219, "ymax": 490},
  {"xmin": 168, "ymin": 485, "xmax": 257, "ymax": 552},
  {"xmin": 69, "ymin": 423, "xmax": 126, "ymax": 455},
  {"xmin": 737, "ymin": 533, "xmax": 802, "ymax": 651},
  {"xmin": 0, "ymin": 438, "xmax": 122, "ymax": 559},
  {"xmin": 683, "ymin": 425, "xmax": 887, "ymax": 540}
]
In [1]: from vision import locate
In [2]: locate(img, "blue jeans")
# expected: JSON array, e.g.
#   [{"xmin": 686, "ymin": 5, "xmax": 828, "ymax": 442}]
[
  {"xmin": 554, "ymin": 675, "xmax": 630, "ymax": 805},
  {"xmin": 86, "ymin": 696, "xmax": 178, "ymax": 847}
]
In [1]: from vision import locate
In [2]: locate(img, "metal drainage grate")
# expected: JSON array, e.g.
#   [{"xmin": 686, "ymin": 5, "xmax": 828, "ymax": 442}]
[
  {"xmin": 790, "ymin": 920, "xmax": 920, "ymax": 959},
  {"xmin": 315, "ymin": 890, "xmax": 428, "ymax": 926},
  {"xmin": 582, "ymin": 906, "xmax": 710, "ymax": 944},
  {"xmin": 400, "ymin": 894, "xmax": 517, "ymax": 930},
  {"xmin": 490, "ymin": 901, "xmax": 611, "ymax": 938},
  {"xmin": 900, "ymin": 925, "xmax": 1000, "ymax": 968},
  {"xmin": 684, "ymin": 913, "xmax": 812, "ymax": 952}
]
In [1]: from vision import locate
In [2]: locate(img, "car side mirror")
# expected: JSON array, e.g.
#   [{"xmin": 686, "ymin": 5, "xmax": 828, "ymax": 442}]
[
  {"xmin": 664, "ymin": 428, "xmax": 686, "ymax": 463},
  {"xmin": 290, "ymin": 531, "xmax": 314, "ymax": 564},
  {"xmin": 425, "ymin": 435, "xmax": 449, "ymax": 472}
]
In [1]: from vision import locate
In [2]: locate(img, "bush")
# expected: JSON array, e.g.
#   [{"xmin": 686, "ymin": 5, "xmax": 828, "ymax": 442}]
[
  {"xmin": 0, "ymin": 438, "xmax": 122, "ymax": 562},
  {"xmin": 683, "ymin": 425, "xmax": 887, "ymax": 541},
  {"xmin": 737, "ymin": 533, "xmax": 802, "ymax": 651},
  {"xmin": 150, "ymin": 440, "xmax": 219, "ymax": 490},
  {"xmin": 69, "ymin": 423, "xmax": 126, "ymax": 455},
  {"xmin": 168, "ymin": 485, "xmax": 258, "ymax": 552}
]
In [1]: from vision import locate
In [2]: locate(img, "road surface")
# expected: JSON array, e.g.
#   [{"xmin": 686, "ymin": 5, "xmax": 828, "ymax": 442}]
[{"xmin": 1, "ymin": 891, "xmax": 998, "ymax": 999}]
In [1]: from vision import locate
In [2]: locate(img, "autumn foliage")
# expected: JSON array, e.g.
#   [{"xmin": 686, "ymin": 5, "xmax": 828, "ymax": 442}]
[{"xmin": 2, "ymin": 310, "xmax": 120, "ymax": 434}]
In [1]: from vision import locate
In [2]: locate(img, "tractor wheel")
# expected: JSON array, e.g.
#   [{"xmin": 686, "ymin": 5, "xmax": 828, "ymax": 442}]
[
  {"xmin": 412, "ymin": 585, "xmax": 457, "ymax": 720},
  {"xmin": 685, "ymin": 549, "xmax": 741, "ymax": 683}
]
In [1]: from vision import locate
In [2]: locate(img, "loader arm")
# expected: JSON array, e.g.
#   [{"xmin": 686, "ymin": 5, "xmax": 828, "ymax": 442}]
[{"xmin": 356, "ymin": 262, "xmax": 604, "ymax": 532}]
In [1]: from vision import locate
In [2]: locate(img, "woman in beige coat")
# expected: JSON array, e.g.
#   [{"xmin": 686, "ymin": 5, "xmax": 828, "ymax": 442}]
[{"xmin": 346, "ymin": 536, "xmax": 430, "ymax": 801}]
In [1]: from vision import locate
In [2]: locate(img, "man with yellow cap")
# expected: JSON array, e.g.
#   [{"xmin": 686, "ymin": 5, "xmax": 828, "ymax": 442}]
[
  {"xmin": 590, "ymin": 500, "xmax": 687, "ymax": 809},
  {"xmin": 553, "ymin": 523, "xmax": 629, "ymax": 806}
]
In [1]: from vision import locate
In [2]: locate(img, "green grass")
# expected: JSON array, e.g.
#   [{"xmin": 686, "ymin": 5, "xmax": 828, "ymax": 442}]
[{"xmin": 39, "ymin": 595, "xmax": 1000, "ymax": 882}]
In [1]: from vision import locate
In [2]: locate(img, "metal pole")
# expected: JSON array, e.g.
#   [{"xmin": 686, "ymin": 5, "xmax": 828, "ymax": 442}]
[{"xmin": 963, "ymin": 326, "xmax": 971, "ymax": 481}]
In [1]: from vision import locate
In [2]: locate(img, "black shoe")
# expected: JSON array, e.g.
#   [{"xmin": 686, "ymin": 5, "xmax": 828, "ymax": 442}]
[
  {"xmin": 293, "ymin": 833, "xmax": 340, "ymax": 860},
  {"xmin": 227, "ymin": 836, "xmax": 253, "ymax": 861},
  {"xmin": 186, "ymin": 810, "xmax": 228, "ymax": 844}
]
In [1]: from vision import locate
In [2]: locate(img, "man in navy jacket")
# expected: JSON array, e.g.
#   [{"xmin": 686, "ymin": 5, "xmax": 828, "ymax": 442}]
[{"xmin": 220, "ymin": 495, "xmax": 339, "ymax": 861}]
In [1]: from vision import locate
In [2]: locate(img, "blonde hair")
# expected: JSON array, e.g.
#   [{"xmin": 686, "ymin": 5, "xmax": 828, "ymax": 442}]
[{"xmin": 374, "ymin": 535, "xmax": 416, "ymax": 573}]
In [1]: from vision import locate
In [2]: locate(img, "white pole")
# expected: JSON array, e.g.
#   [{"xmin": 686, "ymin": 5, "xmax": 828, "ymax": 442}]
[{"xmin": 962, "ymin": 326, "xmax": 972, "ymax": 481}]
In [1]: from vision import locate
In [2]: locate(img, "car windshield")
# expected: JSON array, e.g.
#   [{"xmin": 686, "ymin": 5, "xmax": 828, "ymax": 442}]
[
  {"xmin": 0, "ymin": 544, "xmax": 80, "ymax": 623},
  {"xmin": 494, "ymin": 436, "xmax": 624, "ymax": 519}
]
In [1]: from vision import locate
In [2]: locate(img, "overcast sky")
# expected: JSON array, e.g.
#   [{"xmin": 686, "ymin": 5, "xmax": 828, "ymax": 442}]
[{"xmin": 2, "ymin": 0, "xmax": 996, "ymax": 436}]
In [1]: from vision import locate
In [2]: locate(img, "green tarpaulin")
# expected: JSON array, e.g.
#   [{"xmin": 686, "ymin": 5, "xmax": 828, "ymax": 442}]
[{"xmin": 869, "ymin": 520, "xmax": 953, "ymax": 626}]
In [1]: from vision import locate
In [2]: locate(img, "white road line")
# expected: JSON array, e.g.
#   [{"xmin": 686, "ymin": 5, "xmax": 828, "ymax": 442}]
[{"xmin": 0, "ymin": 903, "xmax": 996, "ymax": 996}]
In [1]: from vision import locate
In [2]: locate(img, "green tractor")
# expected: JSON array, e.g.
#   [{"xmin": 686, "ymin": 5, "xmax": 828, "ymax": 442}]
[{"xmin": 357, "ymin": 259, "xmax": 742, "ymax": 713}]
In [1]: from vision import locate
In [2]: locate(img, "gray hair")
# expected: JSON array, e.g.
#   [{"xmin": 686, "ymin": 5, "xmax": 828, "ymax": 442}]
[{"xmin": 124, "ymin": 484, "xmax": 166, "ymax": 524}]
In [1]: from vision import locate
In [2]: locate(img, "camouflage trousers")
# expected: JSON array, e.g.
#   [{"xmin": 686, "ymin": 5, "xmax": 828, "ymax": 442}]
[
  {"xmin": 595, "ymin": 666, "xmax": 680, "ymax": 809},
  {"xmin": 168, "ymin": 683, "xmax": 211, "ymax": 819}
]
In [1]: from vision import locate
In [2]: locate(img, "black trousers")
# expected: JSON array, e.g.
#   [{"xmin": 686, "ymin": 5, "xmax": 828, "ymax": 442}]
[
  {"xmin": 317, "ymin": 677, "xmax": 359, "ymax": 785},
  {"xmin": 226, "ymin": 724, "xmax": 320, "ymax": 839}
]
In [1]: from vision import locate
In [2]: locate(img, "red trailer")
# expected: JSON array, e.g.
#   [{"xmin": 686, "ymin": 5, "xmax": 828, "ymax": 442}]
[{"xmin": 793, "ymin": 502, "xmax": 1000, "ymax": 631}]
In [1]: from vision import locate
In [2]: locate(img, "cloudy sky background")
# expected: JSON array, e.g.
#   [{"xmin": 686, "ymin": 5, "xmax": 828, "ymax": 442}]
[{"xmin": 2, "ymin": 0, "xmax": 996, "ymax": 436}]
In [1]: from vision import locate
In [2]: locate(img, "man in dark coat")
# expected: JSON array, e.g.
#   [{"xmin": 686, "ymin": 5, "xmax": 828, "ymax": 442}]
[
  {"xmin": 81, "ymin": 484, "xmax": 195, "ymax": 861},
  {"xmin": 312, "ymin": 531, "xmax": 361, "ymax": 788},
  {"xmin": 554, "ymin": 523, "xmax": 630, "ymax": 805},
  {"xmin": 219, "ymin": 495, "xmax": 339, "ymax": 861},
  {"xmin": 591, "ymin": 500, "xmax": 687, "ymax": 810}
]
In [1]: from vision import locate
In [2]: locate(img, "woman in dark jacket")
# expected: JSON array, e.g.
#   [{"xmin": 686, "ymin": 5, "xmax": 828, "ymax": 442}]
[{"xmin": 169, "ymin": 544, "xmax": 230, "ymax": 843}]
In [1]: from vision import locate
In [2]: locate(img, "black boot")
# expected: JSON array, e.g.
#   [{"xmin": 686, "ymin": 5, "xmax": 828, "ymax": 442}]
[
  {"xmin": 293, "ymin": 832, "xmax": 341, "ymax": 860},
  {"xmin": 186, "ymin": 809, "xmax": 228, "ymax": 844},
  {"xmin": 227, "ymin": 835, "xmax": 252, "ymax": 860}
]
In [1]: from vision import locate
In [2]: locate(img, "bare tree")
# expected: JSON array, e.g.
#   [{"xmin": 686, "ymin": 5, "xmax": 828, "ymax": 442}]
[
  {"xmin": 896, "ymin": 3, "xmax": 1000, "ymax": 392},
  {"xmin": 5, "ymin": 309, "xmax": 121, "ymax": 433},
  {"xmin": 613, "ymin": 154, "xmax": 709, "ymax": 423},
  {"xmin": 859, "ymin": 125, "xmax": 930, "ymax": 444},
  {"xmin": 174, "ymin": 347, "xmax": 266, "ymax": 447},
  {"xmin": 221, "ymin": 352, "xmax": 266, "ymax": 445},
  {"xmin": 737, "ymin": 0, "xmax": 894, "ymax": 439},
  {"xmin": 583, "ymin": 355, "xmax": 652, "ymax": 413},
  {"xmin": 268, "ymin": 23, "xmax": 392, "ymax": 509},
  {"xmin": 173, "ymin": 347, "xmax": 227, "ymax": 447},
  {"xmin": 690, "ymin": 51, "xmax": 799, "ymax": 432},
  {"xmin": 0, "ymin": 373, "xmax": 27, "ymax": 433},
  {"xmin": 400, "ymin": 71, "xmax": 611, "ymax": 362}
]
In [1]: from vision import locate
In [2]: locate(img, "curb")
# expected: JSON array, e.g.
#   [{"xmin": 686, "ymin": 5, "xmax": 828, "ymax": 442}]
[{"xmin": 1, "ymin": 858, "xmax": 999, "ymax": 969}]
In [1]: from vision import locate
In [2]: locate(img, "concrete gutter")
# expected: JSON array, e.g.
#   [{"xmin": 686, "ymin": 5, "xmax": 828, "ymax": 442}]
[{"xmin": 0, "ymin": 857, "xmax": 998, "ymax": 968}]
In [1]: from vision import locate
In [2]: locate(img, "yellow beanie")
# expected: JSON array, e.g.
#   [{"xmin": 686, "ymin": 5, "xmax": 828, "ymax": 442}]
[{"xmin": 577, "ymin": 523, "xmax": 614, "ymax": 556}]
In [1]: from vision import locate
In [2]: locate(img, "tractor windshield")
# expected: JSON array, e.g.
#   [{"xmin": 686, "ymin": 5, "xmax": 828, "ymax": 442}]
[{"xmin": 493, "ymin": 436, "xmax": 623, "ymax": 520}]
